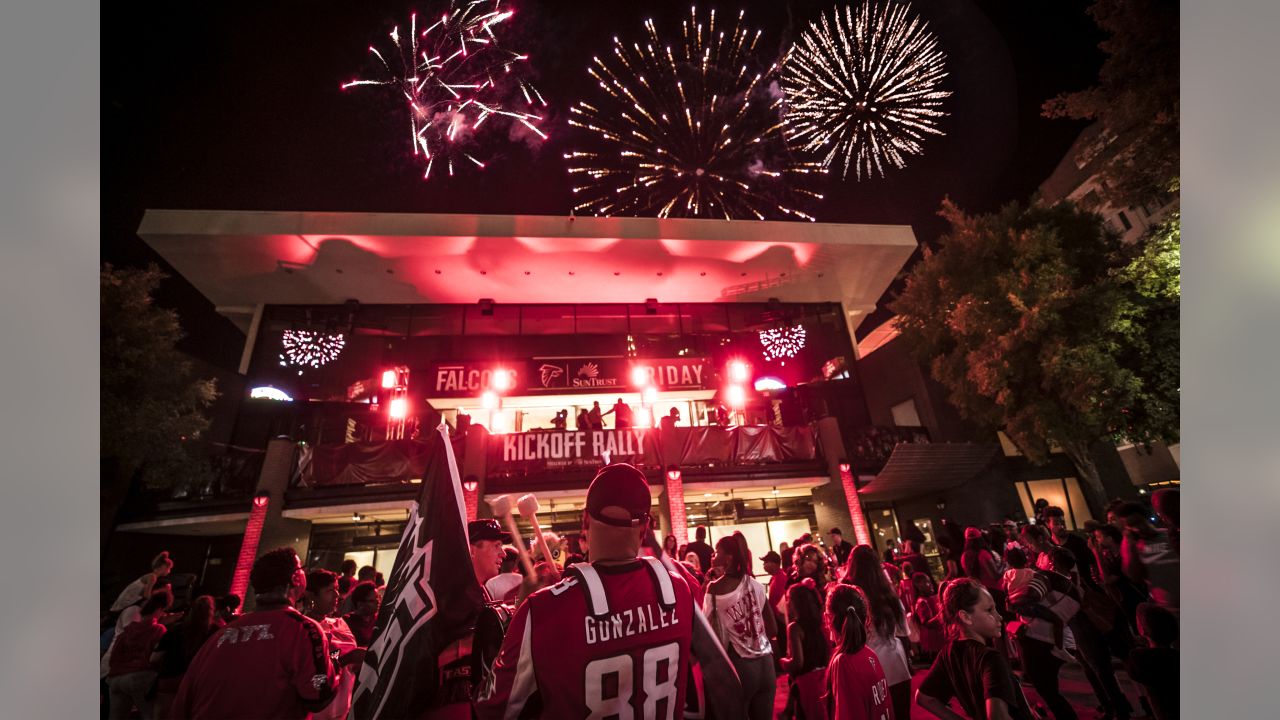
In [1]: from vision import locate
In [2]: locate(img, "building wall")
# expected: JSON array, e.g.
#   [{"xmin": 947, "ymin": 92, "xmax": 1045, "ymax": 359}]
[{"xmin": 854, "ymin": 336, "xmax": 977, "ymax": 442}]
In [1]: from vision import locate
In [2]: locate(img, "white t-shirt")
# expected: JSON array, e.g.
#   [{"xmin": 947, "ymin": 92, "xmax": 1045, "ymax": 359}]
[
  {"xmin": 485, "ymin": 572, "xmax": 523, "ymax": 604},
  {"xmin": 866, "ymin": 598, "xmax": 912, "ymax": 686},
  {"xmin": 703, "ymin": 575, "xmax": 773, "ymax": 659}
]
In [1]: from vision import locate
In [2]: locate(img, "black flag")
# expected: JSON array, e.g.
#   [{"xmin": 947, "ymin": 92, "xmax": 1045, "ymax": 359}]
[{"xmin": 349, "ymin": 424, "xmax": 483, "ymax": 719}]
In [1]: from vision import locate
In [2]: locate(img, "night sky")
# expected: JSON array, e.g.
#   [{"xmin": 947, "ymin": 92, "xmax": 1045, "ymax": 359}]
[{"xmin": 103, "ymin": 1, "xmax": 1103, "ymax": 370}]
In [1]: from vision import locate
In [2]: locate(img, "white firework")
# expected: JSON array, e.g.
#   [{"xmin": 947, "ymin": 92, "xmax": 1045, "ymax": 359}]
[
  {"xmin": 781, "ymin": 0, "xmax": 950, "ymax": 180},
  {"xmin": 279, "ymin": 330, "xmax": 346, "ymax": 369},
  {"xmin": 759, "ymin": 325, "xmax": 806, "ymax": 361}
]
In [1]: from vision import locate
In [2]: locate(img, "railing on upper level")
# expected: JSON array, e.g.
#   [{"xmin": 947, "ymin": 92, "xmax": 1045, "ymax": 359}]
[
  {"xmin": 291, "ymin": 424, "xmax": 824, "ymax": 490},
  {"xmin": 843, "ymin": 425, "xmax": 932, "ymax": 473},
  {"xmin": 115, "ymin": 441, "xmax": 266, "ymax": 518}
]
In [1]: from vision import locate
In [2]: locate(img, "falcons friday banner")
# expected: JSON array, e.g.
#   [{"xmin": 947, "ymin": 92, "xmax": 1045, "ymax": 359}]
[{"xmin": 348, "ymin": 423, "xmax": 483, "ymax": 719}]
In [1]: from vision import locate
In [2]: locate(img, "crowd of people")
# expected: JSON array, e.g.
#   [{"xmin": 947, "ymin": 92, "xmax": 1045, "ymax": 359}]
[{"xmin": 100, "ymin": 475, "xmax": 1179, "ymax": 720}]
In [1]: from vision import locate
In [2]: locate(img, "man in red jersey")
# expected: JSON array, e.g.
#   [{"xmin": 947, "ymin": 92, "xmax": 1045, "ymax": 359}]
[
  {"xmin": 171, "ymin": 548, "xmax": 337, "ymax": 719},
  {"xmin": 475, "ymin": 463, "xmax": 742, "ymax": 720}
]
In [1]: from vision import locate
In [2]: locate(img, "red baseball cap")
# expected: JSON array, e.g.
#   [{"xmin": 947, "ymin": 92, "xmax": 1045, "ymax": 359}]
[{"xmin": 586, "ymin": 463, "xmax": 653, "ymax": 528}]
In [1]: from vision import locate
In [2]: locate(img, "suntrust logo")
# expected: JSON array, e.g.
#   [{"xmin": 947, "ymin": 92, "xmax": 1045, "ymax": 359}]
[{"xmin": 573, "ymin": 363, "xmax": 617, "ymax": 388}]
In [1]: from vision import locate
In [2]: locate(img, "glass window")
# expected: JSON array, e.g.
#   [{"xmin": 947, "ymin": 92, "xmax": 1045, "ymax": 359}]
[
  {"xmin": 1063, "ymin": 477, "xmax": 1095, "ymax": 528},
  {"xmin": 890, "ymin": 398, "xmax": 922, "ymax": 427},
  {"xmin": 1117, "ymin": 211, "xmax": 1132, "ymax": 231},
  {"xmin": 628, "ymin": 303, "xmax": 680, "ymax": 335},
  {"xmin": 519, "ymin": 305, "xmax": 576, "ymax": 335},
  {"xmin": 574, "ymin": 304, "xmax": 629, "ymax": 334},
  {"xmin": 682, "ymin": 304, "xmax": 731, "ymax": 333},
  {"xmin": 463, "ymin": 303, "xmax": 519, "ymax": 335},
  {"xmin": 409, "ymin": 306, "xmax": 464, "ymax": 336}
]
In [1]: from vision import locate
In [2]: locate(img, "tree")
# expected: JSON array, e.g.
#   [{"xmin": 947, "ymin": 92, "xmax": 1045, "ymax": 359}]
[
  {"xmin": 101, "ymin": 264, "xmax": 219, "ymax": 547},
  {"xmin": 1042, "ymin": 0, "xmax": 1178, "ymax": 209},
  {"xmin": 891, "ymin": 200, "xmax": 1179, "ymax": 511}
]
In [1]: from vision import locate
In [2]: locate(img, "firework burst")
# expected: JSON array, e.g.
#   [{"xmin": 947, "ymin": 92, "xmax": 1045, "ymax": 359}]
[
  {"xmin": 279, "ymin": 330, "xmax": 346, "ymax": 370},
  {"xmin": 781, "ymin": 1, "xmax": 949, "ymax": 180},
  {"xmin": 343, "ymin": 1, "xmax": 546, "ymax": 180},
  {"xmin": 567, "ymin": 7, "xmax": 823, "ymax": 221}
]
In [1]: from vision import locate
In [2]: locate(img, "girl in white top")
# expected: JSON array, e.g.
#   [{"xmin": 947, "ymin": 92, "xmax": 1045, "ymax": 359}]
[
  {"xmin": 704, "ymin": 532, "xmax": 778, "ymax": 720},
  {"xmin": 845, "ymin": 544, "xmax": 914, "ymax": 720}
]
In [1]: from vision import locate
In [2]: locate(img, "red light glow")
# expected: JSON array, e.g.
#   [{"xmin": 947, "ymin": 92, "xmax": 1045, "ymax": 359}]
[
  {"xmin": 389, "ymin": 397, "xmax": 409, "ymax": 419},
  {"xmin": 381, "ymin": 370, "xmax": 398, "ymax": 388},
  {"xmin": 838, "ymin": 462, "xmax": 851, "ymax": 474},
  {"xmin": 725, "ymin": 384, "xmax": 746, "ymax": 408},
  {"xmin": 252, "ymin": 495, "xmax": 269, "ymax": 508},
  {"xmin": 643, "ymin": 386, "xmax": 659, "ymax": 404},
  {"xmin": 728, "ymin": 360, "xmax": 750, "ymax": 383},
  {"xmin": 481, "ymin": 390, "xmax": 499, "ymax": 409},
  {"xmin": 631, "ymin": 366, "xmax": 651, "ymax": 387},
  {"xmin": 490, "ymin": 368, "xmax": 513, "ymax": 392},
  {"xmin": 666, "ymin": 469, "xmax": 682, "ymax": 482}
]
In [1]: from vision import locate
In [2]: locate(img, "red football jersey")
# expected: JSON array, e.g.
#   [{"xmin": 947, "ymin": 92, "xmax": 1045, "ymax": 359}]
[
  {"xmin": 824, "ymin": 647, "xmax": 893, "ymax": 720},
  {"xmin": 475, "ymin": 557, "xmax": 694, "ymax": 720},
  {"xmin": 171, "ymin": 606, "xmax": 337, "ymax": 720}
]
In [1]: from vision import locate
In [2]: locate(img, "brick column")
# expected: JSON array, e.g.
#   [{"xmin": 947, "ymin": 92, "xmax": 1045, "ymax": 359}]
[
  {"xmin": 242, "ymin": 437, "xmax": 313, "ymax": 610},
  {"xmin": 662, "ymin": 467, "xmax": 689, "ymax": 546}
]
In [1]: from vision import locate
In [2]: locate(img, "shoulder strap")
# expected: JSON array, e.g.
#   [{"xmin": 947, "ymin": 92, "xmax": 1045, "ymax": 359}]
[
  {"xmin": 567, "ymin": 563, "xmax": 610, "ymax": 617},
  {"xmin": 639, "ymin": 556, "xmax": 677, "ymax": 608}
]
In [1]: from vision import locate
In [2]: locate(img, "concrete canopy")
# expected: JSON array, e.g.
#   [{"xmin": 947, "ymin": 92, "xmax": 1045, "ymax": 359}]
[{"xmin": 139, "ymin": 211, "xmax": 917, "ymax": 333}]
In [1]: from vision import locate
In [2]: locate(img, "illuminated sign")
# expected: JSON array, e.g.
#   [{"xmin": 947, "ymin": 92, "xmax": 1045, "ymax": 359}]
[
  {"xmin": 429, "ymin": 357, "xmax": 708, "ymax": 398},
  {"xmin": 250, "ymin": 386, "xmax": 293, "ymax": 401}
]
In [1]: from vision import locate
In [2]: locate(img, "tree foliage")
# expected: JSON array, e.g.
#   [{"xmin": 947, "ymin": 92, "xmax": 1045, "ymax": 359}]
[
  {"xmin": 1042, "ymin": 0, "xmax": 1179, "ymax": 208},
  {"xmin": 101, "ymin": 264, "xmax": 219, "ymax": 490},
  {"xmin": 891, "ymin": 201, "xmax": 1179, "ymax": 505}
]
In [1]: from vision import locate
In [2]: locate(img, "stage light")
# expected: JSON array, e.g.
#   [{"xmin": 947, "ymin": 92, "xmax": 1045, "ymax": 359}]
[
  {"xmin": 381, "ymin": 370, "xmax": 398, "ymax": 388},
  {"xmin": 481, "ymin": 390, "xmax": 499, "ymax": 409},
  {"xmin": 839, "ymin": 462, "xmax": 851, "ymax": 474},
  {"xmin": 631, "ymin": 366, "xmax": 650, "ymax": 387},
  {"xmin": 726, "ymin": 384, "xmax": 746, "ymax": 408},
  {"xmin": 462, "ymin": 477, "xmax": 479, "ymax": 492},
  {"xmin": 388, "ymin": 397, "xmax": 409, "ymax": 420},
  {"xmin": 667, "ymin": 468, "xmax": 683, "ymax": 482},
  {"xmin": 252, "ymin": 494, "xmax": 269, "ymax": 508},
  {"xmin": 728, "ymin": 360, "xmax": 750, "ymax": 383},
  {"xmin": 643, "ymin": 386, "xmax": 658, "ymax": 404},
  {"xmin": 491, "ymin": 368, "xmax": 513, "ymax": 392}
]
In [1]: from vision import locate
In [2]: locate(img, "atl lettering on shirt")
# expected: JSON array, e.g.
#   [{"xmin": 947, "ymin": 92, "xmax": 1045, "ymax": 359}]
[
  {"xmin": 475, "ymin": 557, "xmax": 694, "ymax": 720},
  {"xmin": 171, "ymin": 607, "xmax": 336, "ymax": 720}
]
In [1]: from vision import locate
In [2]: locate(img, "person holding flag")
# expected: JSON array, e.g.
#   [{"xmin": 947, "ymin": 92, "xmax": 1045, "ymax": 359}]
[
  {"xmin": 348, "ymin": 424, "xmax": 488, "ymax": 720},
  {"xmin": 474, "ymin": 463, "xmax": 744, "ymax": 719}
]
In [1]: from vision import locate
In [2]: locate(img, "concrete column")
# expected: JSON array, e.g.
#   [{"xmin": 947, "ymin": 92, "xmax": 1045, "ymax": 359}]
[
  {"xmin": 465, "ymin": 427, "xmax": 492, "ymax": 519},
  {"xmin": 811, "ymin": 416, "xmax": 872, "ymax": 545},
  {"xmin": 243, "ymin": 437, "xmax": 313, "ymax": 610}
]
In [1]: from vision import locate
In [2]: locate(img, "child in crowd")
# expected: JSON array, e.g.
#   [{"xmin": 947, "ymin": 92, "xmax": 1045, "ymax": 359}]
[
  {"xmin": 823, "ymin": 584, "xmax": 893, "ymax": 720},
  {"xmin": 1002, "ymin": 547, "xmax": 1071, "ymax": 662},
  {"xmin": 912, "ymin": 572, "xmax": 946, "ymax": 661},
  {"xmin": 1127, "ymin": 603, "xmax": 1179, "ymax": 720},
  {"xmin": 916, "ymin": 579, "xmax": 1035, "ymax": 720}
]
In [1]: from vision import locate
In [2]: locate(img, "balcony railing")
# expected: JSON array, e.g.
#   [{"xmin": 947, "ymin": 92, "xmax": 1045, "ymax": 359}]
[
  {"xmin": 844, "ymin": 425, "xmax": 931, "ymax": 473},
  {"xmin": 292, "ymin": 424, "xmax": 822, "ymax": 489}
]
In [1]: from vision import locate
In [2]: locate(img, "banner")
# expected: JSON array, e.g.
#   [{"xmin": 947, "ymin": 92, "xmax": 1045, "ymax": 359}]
[
  {"xmin": 349, "ymin": 426, "xmax": 482, "ymax": 719},
  {"xmin": 428, "ymin": 356, "xmax": 710, "ymax": 398},
  {"xmin": 486, "ymin": 428, "xmax": 661, "ymax": 471}
]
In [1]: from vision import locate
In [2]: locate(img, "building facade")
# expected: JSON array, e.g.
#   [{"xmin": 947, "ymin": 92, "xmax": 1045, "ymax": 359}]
[{"xmin": 103, "ymin": 209, "xmax": 1148, "ymax": 605}]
